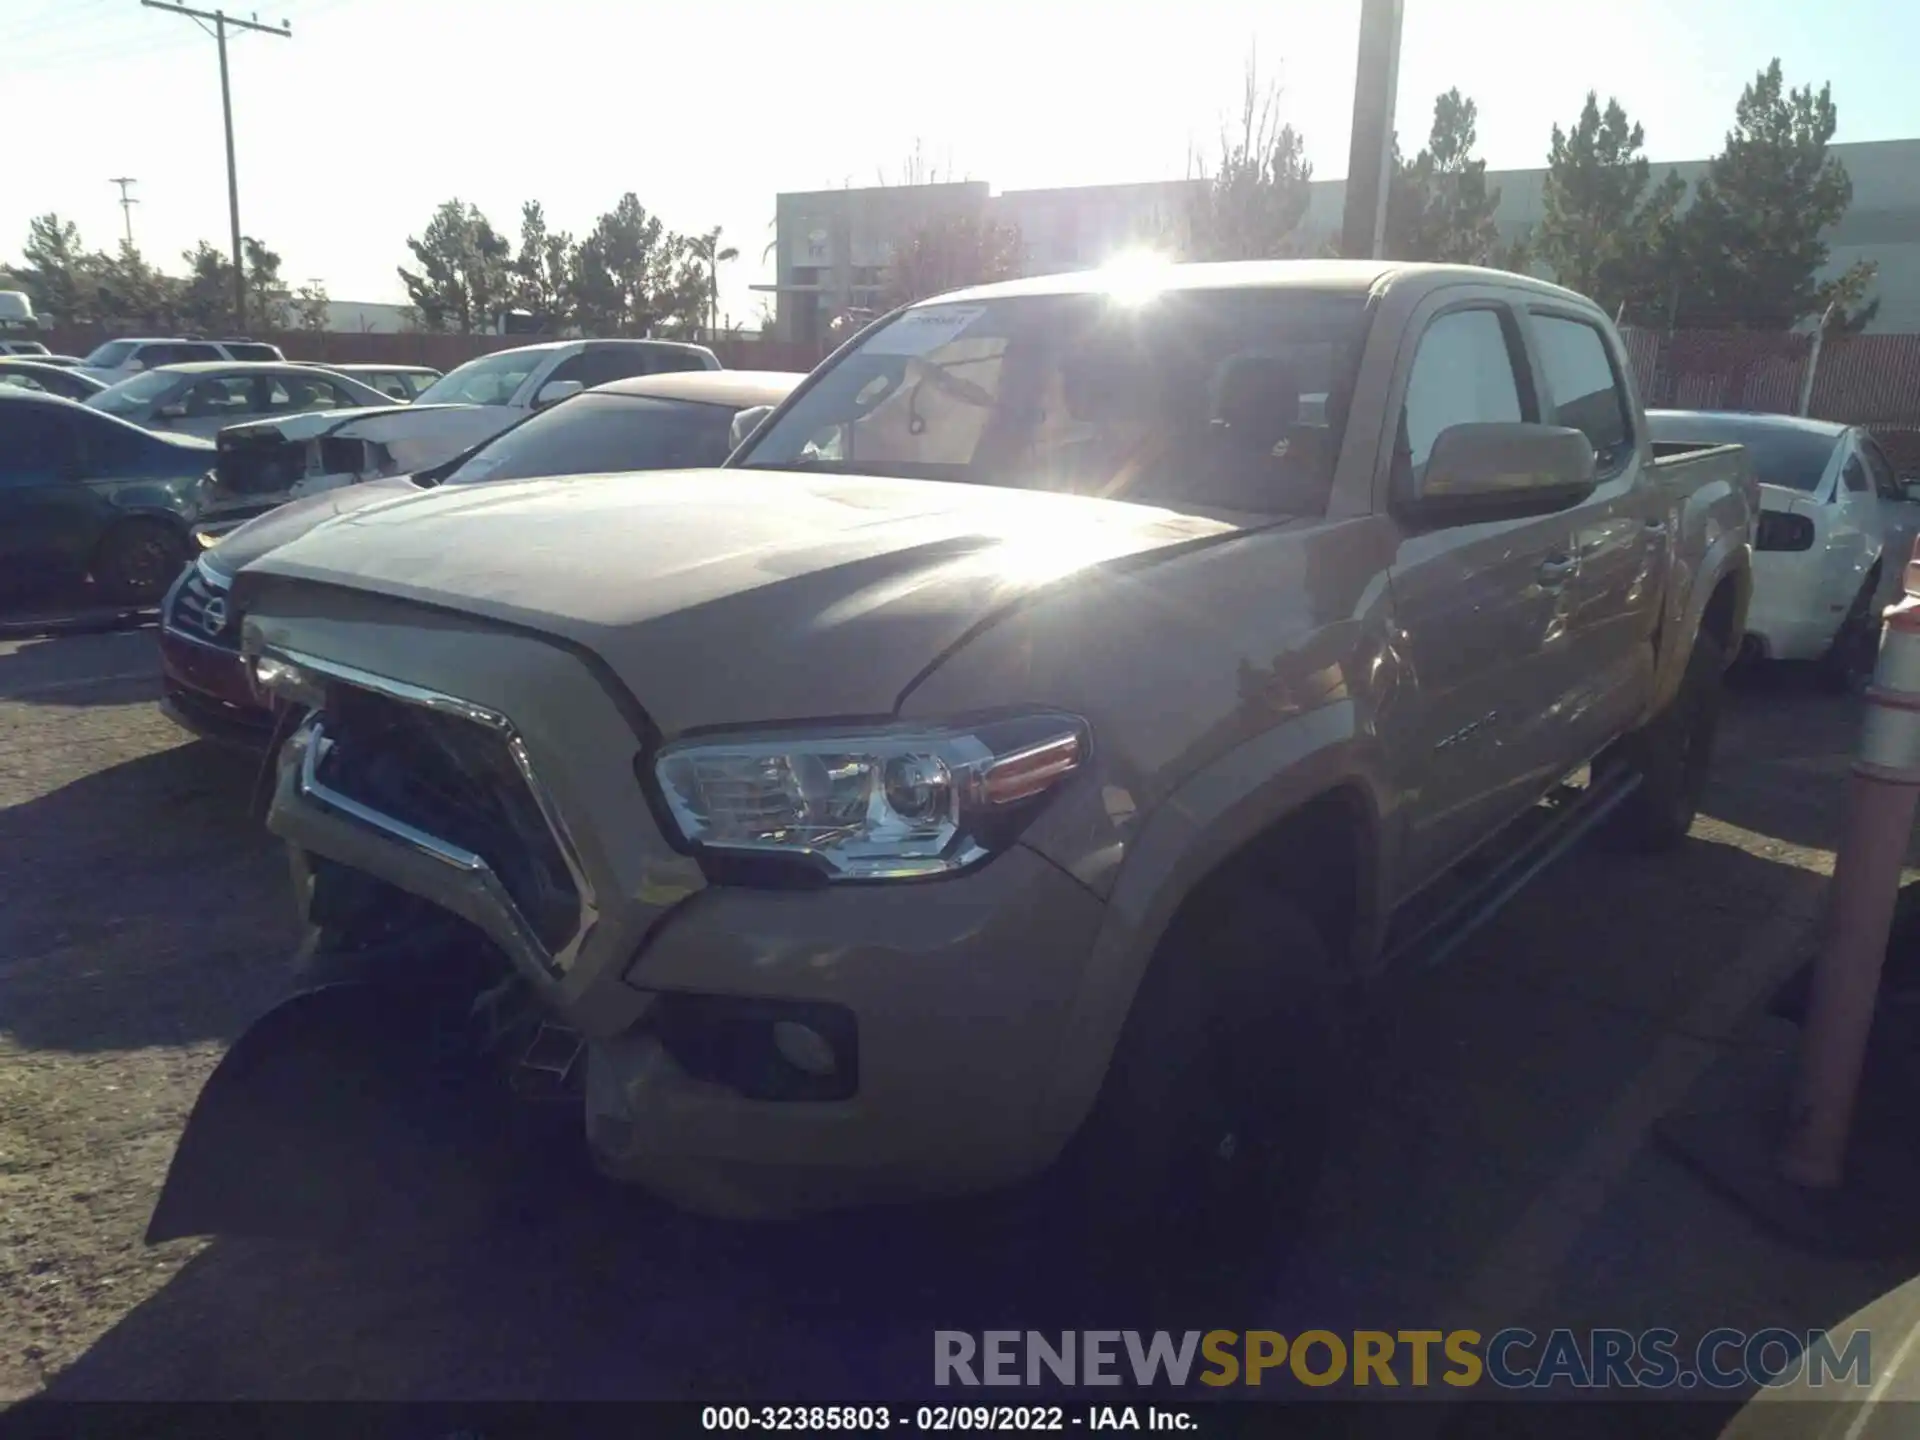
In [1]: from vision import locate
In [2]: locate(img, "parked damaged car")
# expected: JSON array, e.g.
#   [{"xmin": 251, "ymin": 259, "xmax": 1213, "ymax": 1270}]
[
  {"xmin": 193, "ymin": 339, "xmax": 724, "ymax": 537},
  {"xmin": 157, "ymin": 370, "xmax": 803, "ymax": 749},
  {"xmin": 147, "ymin": 262, "xmax": 1754, "ymax": 1276}
]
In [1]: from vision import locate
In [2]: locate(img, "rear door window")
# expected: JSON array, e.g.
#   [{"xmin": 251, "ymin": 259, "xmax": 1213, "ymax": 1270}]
[
  {"xmin": 1529, "ymin": 312, "xmax": 1634, "ymax": 475},
  {"xmin": 183, "ymin": 376, "xmax": 261, "ymax": 421},
  {"xmin": 645, "ymin": 349, "xmax": 712, "ymax": 376},
  {"xmin": 144, "ymin": 342, "xmax": 224, "ymax": 367},
  {"xmin": 267, "ymin": 375, "xmax": 355, "ymax": 412}
]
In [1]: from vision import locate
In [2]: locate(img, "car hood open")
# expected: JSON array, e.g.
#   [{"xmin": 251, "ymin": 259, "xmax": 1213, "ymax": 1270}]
[{"xmin": 237, "ymin": 468, "xmax": 1248, "ymax": 733}]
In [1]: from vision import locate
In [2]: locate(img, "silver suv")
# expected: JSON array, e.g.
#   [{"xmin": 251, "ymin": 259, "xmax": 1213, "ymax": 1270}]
[{"xmin": 77, "ymin": 336, "xmax": 286, "ymax": 384}]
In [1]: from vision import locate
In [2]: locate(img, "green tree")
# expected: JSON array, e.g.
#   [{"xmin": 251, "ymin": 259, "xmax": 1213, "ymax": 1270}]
[
  {"xmin": 93, "ymin": 241, "xmax": 177, "ymax": 329},
  {"xmin": 886, "ymin": 211, "xmax": 1023, "ymax": 305},
  {"xmin": 177, "ymin": 241, "xmax": 234, "ymax": 332},
  {"xmin": 293, "ymin": 280, "xmax": 331, "ymax": 334},
  {"xmin": 1185, "ymin": 57, "xmax": 1314, "ymax": 261},
  {"xmin": 172, "ymin": 237, "xmax": 292, "ymax": 332},
  {"xmin": 688, "ymin": 226, "xmax": 740, "ymax": 337},
  {"xmin": 18, "ymin": 213, "xmax": 96, "ymax": 325},
  {"xmin": 1386, "ymin": 90, "xmax": 1504, "ymax": 264},
  {"xmin": 1674, "ymin": 59, "xmax": 1871, "ymax": 329},
  {"xmin": 242, "ymin": 237, "xmax": 291, "ymax": 330},
  {"xmin": 509, "ymin": 200, "xmax": 575, "ymax": 330},
  {"xmin": 569, "ymin": 194, "xmax": 704, "ymax": 336},
  {"xmin": 1537, "ymin": 93, "xmax": 1686, "ymax": 318},
  {"xmin": 397, "ymin": 199, "xmax": 512, "ymax": 333}
]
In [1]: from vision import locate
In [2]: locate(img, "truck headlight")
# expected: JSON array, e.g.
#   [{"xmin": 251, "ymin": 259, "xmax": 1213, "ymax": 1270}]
[
  {"xmin": 652, "ymin": 713, "xmax": 1088, "ymax": 881},
  {"xmin": 250, "ymin": 655, "xmax": 327, "ymax": 710}
]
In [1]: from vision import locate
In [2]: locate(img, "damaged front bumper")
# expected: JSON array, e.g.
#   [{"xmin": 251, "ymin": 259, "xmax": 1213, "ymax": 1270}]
[{"xmin": 150, "ymin": 637, "xmax": 1106, "ymax": 1241}]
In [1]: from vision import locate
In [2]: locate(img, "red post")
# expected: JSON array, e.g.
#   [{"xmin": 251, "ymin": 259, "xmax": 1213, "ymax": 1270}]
[{"xmin": 1779, "ymin": 544, "xmax": 1920, "ymax": 1187}]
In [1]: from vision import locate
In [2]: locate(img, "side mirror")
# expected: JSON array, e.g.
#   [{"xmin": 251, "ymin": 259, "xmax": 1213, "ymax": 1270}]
[
  {"xmin": 124, "ymin": 359, "xmax": 146, "ymax": 373},
  {"xmin": 729, "ymin": 405, "xmax": 774, "ymax": 453},
  {"xmin": 1399, "ymin": 422, "xmax": 1597, "ymax": 527},
  {"xmin": 1901, "ymin": 478, "xmax": 1920, "ymax": 504},
  {"xmin": 534, "ymin": 379, "xmax": 583, "ymax": 409},
  {"xmin": 156, "ymin": 402, "xmax": 188, "ymax": 421}
]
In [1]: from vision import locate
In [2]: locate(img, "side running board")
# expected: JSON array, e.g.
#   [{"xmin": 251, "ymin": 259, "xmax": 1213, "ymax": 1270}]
[{"xmin": 1380, "ymin": 765, "xmax": 1644, "ymax": 974}]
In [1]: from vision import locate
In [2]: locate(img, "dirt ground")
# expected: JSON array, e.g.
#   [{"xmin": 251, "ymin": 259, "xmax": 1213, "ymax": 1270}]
[{"xmin": 0, "ymin": 622, "xmax": 1910, "ymax": 1414}]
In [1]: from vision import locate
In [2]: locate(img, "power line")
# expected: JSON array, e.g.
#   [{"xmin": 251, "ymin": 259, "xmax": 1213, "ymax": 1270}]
[
  {"xmin": 109, "ymin": 177, "xmax": 139, "ymax": 248},
  {"xmin": 138, "ymin": 1, "xmax": 292, "ymax": 333}
]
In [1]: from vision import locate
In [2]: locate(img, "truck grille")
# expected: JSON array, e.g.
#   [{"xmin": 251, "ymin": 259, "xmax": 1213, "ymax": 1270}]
[
  {"xmin": 312, "ymin": 683, "xmax": 584, "ymax": 960},
  {"xmin": 166, "ymin": 564, "xmax": 240, "ymax": 651}
]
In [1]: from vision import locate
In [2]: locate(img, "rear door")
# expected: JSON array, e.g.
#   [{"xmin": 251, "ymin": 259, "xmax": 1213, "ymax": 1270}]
[
  {"xmin": 1381, "ymin": 292, "xmax": 1582, "ymax": 891},
  {"xmin": 1522, "ymin": 305, "xmax": 1667, "ymax": 763},
  {"xmin": 0, "ymin": 403, "xmax": 97, "ymax": 585}
]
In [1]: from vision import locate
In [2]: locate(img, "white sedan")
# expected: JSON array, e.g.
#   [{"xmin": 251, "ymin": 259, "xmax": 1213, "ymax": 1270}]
[
  {"xmin": 1648, "ymin": 410, "xmax": 1920, "ymax": 689},
  {"xmin": 86, "ymin": 361, "xmax": 394, "ymax": 439}
]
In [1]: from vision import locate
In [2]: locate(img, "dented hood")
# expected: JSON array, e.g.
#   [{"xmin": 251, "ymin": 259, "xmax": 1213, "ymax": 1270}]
[{"xmin": 237, "ymin": 468, "xmax": 1245, "ymax": 732}]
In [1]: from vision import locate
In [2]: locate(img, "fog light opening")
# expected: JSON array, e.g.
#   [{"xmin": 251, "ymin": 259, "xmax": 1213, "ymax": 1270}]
[{"xmin": 772, "ymin": 1020, "xmax": 839, "ymax": 1078}]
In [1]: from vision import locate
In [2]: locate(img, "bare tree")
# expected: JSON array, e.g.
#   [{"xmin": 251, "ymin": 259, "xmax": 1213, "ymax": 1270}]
[{"xmin": 1185, "ymin": 50, "xmax": 1316, "ymax": 261}]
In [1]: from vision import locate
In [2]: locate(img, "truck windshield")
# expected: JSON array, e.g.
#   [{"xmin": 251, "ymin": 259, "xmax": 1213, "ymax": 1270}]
[{"xmin": 735, "ymin": 288, "xmax": 1371, "ymax": 515}]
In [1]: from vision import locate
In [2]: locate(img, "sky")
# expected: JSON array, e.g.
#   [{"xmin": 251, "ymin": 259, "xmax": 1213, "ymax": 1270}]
[{"xmin": 4, "ymin": 0, "xmax": 1919, "ymax": 326}]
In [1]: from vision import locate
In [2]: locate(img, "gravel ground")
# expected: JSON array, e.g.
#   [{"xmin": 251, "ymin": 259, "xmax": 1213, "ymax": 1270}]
[{"xmin": 0, "ymin": 628, "xmax": 1899, "ymax": 1408}]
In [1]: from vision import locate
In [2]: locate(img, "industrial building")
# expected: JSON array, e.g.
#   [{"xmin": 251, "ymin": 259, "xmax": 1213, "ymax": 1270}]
[{"xmin": 757, "ymin": 138, "xmax": 1920, "ymax": 345}]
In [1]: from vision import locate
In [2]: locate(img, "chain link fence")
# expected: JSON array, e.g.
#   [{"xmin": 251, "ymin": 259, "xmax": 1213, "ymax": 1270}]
[{"xmin": 1621, "ymin": 326, "xmax": 1920, "ymax": 474}]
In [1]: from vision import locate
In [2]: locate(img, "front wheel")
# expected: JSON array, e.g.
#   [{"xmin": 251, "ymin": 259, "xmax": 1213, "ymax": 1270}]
[
  {"xmin": 1061, "ymin": 894, "xmax": 1348, "ymax": 1298},
  {"xmin": 93, "ymin": 519, "xmax": 187, "ymax": 607}
]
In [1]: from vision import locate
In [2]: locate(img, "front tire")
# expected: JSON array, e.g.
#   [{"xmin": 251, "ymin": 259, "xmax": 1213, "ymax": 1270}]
[
  {"xmin": 93, "ymin": 519, "xmax": 187, "ymax": 607},
  {"xmin": 1062, "ymin": 893, "xmax": 1348, "ymax": 1297}
]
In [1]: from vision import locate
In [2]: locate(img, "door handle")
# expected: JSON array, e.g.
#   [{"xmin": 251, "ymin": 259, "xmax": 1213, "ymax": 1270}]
[{"xmin": 1537, "ymin": 554, "xmax": 1578, "ymax": 587}]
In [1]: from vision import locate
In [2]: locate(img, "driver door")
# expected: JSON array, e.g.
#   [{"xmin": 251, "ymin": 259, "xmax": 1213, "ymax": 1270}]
[{"xmin": 1378, "ymin": 296, "xmax": 1583, "ymax": 893}]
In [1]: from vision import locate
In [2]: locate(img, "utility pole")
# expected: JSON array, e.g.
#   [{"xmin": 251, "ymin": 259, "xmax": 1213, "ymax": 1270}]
[
  {"xmin": 109, "ymin": 177, "xmax": 140, "ymax": 248},
  {"xmin": 1339, "ymin": 0, "xmax": 1406, "ymax": 261},
  {"xmin": 139, "ymin": 2, "xmax": 292, "ymax": 332}
]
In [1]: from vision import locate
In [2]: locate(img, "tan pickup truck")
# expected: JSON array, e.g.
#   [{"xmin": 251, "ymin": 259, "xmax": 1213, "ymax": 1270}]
[{"xmin": 151, "ymin": 260, "xmax": 1756, "ymax": 1269}]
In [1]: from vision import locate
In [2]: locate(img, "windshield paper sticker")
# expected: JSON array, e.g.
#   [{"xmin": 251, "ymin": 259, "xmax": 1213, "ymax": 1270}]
[{"xmin": 862, "ymin": 306, "xmax": 987, "ymax": 356}]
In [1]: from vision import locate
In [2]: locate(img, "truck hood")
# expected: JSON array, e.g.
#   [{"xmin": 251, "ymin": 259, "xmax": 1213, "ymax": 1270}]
[
  {"xmin": 240, "ymin": 468, "xmax": 1247, "ymax": 733},
  {"xmin": 203, "ymin": 476, "xmax": 427, "ymax": 576}
]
